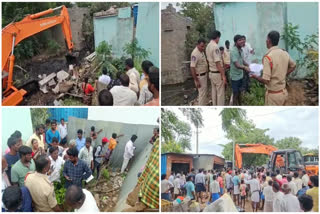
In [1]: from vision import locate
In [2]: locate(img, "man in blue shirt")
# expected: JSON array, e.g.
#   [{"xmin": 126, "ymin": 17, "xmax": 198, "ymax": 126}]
[
  {"xmin": 46, "ymin": 120, "xmax": 60, "ymax": 147},
  {"xmin": 185, "ymin": 175, "xmax": 196, "ymax": 200},
  {"xmin": 76, "ymin": 129, "xmax": 86, "ymax": 152},
  {"xmin": 63, "ymin": 147, "xmax": 92, "ymax": 188}
]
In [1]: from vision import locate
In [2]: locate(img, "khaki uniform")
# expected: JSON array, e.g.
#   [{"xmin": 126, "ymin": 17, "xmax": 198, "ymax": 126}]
[
  {"xmin": 190, "ymin": 47, "xmax": 208, "ymax": 105},
  {"xmin": 25, "ymin": 172, "xmax": 57, "ymax": 212},
  {"xmin": 223, "ymin": 48, "xmax": 231, "ymax": 66},
  {"xmin": 206, "ymin": 40, "xmax": 225, "ymax": 105},
  {"xmin": 262, "ymin": 46, "xmax": 296, "ymax": 105}
]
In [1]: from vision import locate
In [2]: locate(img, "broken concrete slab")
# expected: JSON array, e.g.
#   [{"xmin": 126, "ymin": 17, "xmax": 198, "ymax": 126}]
[
  {"xmin": 57, "ymin": 70, "xmax": 70, "ymax": 82},
  {"xmin": 53, "ymin": 99, "xmax": 64, "ymax": 106},
  {"xmin": 39, "ymin": 73, "xmax": 56, "ymax": 86},
  {"xmin": 40, "ymin": 85, "xmax": 48, "ymax": 94},
  {"xmin": 59, "ymin": 81, "xmax": 74, "ymax": 93},
  {"xmin": 52, "ymin": 84, "xmax": 60, "ymax": 94},
  {"xmin": 48, "ymin": 79, "xmax": 56, "ymax": 87}
]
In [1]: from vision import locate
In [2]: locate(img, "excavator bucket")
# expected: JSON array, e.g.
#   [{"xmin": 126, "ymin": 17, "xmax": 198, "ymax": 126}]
[{"xmin": 2, "ymin": 88, "xmax": 27, "ymax": 106}]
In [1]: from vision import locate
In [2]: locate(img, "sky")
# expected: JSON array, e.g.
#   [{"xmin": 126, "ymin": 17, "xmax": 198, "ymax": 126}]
[
  {"xmin": 88, "ymin": 107, "xmax": 160, "ymax": 125},
  {"xmin": 166, "ymin": 107, "xmax": 319, "ymax": 158}
]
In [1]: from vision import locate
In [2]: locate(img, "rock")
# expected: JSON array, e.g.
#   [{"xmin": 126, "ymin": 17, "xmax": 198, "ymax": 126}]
[
  {"xmin": 52, "ymin": 84, "xmax": 60, "ymax": 94},
  {"xmin": 38, "ymin": 73, "xmax": 56, "ymax": 86},
  {"xmin": 57, "ymin": 70, "xmax": 70, "ymax": 82},
  {"xmin": 38, "ymin": 74, "xmax": 42, "ymax": 79},
  {"xmin": 48, "ymin": 79, "xmax": 56, "ymax": 87},
  {"xmin": 59, "ymin": 81, "xmax": 74, "ymax": 93},
  {"xmin": 112, "ymin": 197, "xmax": 117, "ymax": 203},
  {"xmin": 54, "ymin": 99, "xmax": 61, "ymax": 106},
  {"xmin": 40, "ymin": 85, "xmax": 48, "ymax": 94}
]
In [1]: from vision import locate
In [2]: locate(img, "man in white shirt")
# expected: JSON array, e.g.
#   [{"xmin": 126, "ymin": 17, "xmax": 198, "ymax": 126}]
[
  {"xmin": 78, "ymin": 138, "xmax": 94, "ymax": 171},
  {"xmin": 245, "ymin": 174, "xmax": 260, "ymax": 212},
  {"xmin": 195, "ymin": 169, "xmax": 206, "ymax": 203},
  {"xmin": 210, "ymin": 174, "xmax": 220, "ymax": 203},
  {"xmin": 110, "ymin": 74, "xmax": 137, "ymax": 106},
  {"xmin": 98, "ymin": 67, "xmax": 111, "ymax": 86},
  {"xmin": 282, "ymin": 183, "xmax": 301, "ymax": 212},
  {"xmin": 121, "ymin": 135, "xmax": 137, "ymax": 173},
  {"xmin": 173, "ymin": 174, "xmax": 181, "ymax": 199},
  {"xmin": 65, "ymin": 185, "xmax": 99, "ymax": 212},
  {"xmin": 125, "ymin": 58, "xmax": 140, "ymax": 94},
  {"xmin": 263, "ymin": 180, "xmax": 275, "ymax": 212},
  {"xmin": 301, "ymin": 170, "xmax": 310, "ymax": 187},
  {"xmin": 272, "ymin": 181, "xmax": 284, "ymax": 212},
  {"xmin": 58, "ymin": 118, "xmax": 67, "ymax": 146},
  {"xmin": 48, "ymin": 147, "xmax": 65, "ymax": 182},
  {"xmin": 287, "ymin": 175, "xmax": 298, "ymax": 195},
  {"xmin": 241, "ymin": 35, "xmax": 254, "ymax": 93},
  {"xmin": 293, "ymin": 171, "xmax": 303, "ymax": 192},
  {"xmin": 161, "ymin": 174, "xmax": 174, "ymax": 201}
]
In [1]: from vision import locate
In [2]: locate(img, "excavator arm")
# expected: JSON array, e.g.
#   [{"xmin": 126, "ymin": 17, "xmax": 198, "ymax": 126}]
[
  {"xmin": 235, "ymin": 144, "xmax": 278, "ymax": 169},
  {"xmin": 2, "ymin": 5, "xmax": 73, "ymax": 106}
]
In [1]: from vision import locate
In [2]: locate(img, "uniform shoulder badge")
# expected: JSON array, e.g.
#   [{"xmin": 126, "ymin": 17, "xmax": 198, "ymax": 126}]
[
  {"xmin": 215, "ymin": 49, "xmax": 220, "ymax": 55},
  {"xmin": 192, "ymin": 56, "xmax": 196, "ymax": 61}
]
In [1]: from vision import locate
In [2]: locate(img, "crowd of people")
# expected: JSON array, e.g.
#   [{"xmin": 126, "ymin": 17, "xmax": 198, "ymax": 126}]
[
  {"xmin": 2, "ymin": 117, "xmax": 160, "ymax": 212},
  {"xmin": 161, "ymin": 167, "xmax": 318, "ymax": 212},
  {"xmin": 82, "ymin": 58, "xmax": 159, "ymax": 106},
  {"xmin": 190, "ymin": 30, "xmax": 296, "ymax": 106}
]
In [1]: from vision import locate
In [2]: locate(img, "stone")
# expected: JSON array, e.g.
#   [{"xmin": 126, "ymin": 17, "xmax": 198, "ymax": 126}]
[
  {"xmin": 48, "ymin": 79, "xmax": 56, "ymax": 87},
  {"xmin": 38, "ymin": 74, "xmax": 42, "ymax": 79},
  {"xmin": 57, "ymin": 70, "xmax": 70, "ymax": 82},
  {"xmin": 52, "ymin": 84, "xmax": 60, "ymax": 94},
  {"xmin": 59, "ymin": 81, "xmax": 74, "ymax": 93},
  {"xmin": 38, "ymin": 73, "xmax": 56, "ymax": 86},
  {"xmin": 40, "ymin": 85, "xmax": 48, "ymax": 94},
  {"xmin": 54, "ymin": 99, "xmax": 61, "ymax": 106}
]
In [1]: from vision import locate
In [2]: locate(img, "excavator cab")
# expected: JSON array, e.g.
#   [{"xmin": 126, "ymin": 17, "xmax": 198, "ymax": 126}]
[{"xmin": 269, "ymin": 149, "xmax": 304, "ymax": 174}]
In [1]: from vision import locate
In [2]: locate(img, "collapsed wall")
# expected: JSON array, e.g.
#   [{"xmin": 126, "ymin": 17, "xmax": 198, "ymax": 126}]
[{"xmin": 67, "ymin": 116, "xmax": 157, "ymax": 169}]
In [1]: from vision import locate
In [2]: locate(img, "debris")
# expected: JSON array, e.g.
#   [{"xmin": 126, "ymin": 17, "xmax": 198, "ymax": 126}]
[
  {"xmin": 58, "ymin": 93, "xmax": 65, "ymax": 99},
  {"xmin": 85, "ymin": 52, "xmax": 97, "ymax": 62},
  {"xmin": 38, "ymin": 73, "xmax": 56, "ymax": 87},
  {"xmin": 38, "ymin": 75, "xmax": 42, "ymax": 79},
  {"xmin": 57, "ymin": 70, "xmax": 70, "ymax": 82},
  {"xmin": 53, "ymin": 99, "xmax": 63, "ymax": 106},
  {"xmin": 65, "ymin": 93, "xmax": 83, "ymax": 98},
  {"xmin": 52, "ymin": 84, "xmax": 60, "ymax": 94},
  {"xmin": 48, "ymin": 79, "xmax": 56, "ymax": 87},
  {"xmin": 59, "ymin": 81, "xmax": 74, "ymax": 93},
  {"xmin": 39, "ymin": 85, "xmax": 48, "ymax": 94},
  {"xmin": 14, "ymin": 65, "xmax": 28, "ymax": 74}
]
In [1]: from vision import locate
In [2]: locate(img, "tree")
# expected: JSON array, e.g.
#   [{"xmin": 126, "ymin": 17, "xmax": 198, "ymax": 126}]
[
  {"xmin": 177, "ymin": 2, "xmax": 216, "ymax": 59},
  {"xmin": 30, "ymin": 108, "xmax": 51, "ymax": 129},
  {"xmin": 275, "ymin": 137, "xmax": 302, "ymax": 151},
  {"xmin": 179, "ymin": 108, "xmax": 204, "ymax": 128},
  {"xmin": 161, "ymin": 109, "xmax": 192, "ymax": 153}
]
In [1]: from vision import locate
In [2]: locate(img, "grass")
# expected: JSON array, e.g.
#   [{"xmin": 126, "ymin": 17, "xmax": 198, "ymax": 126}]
[{"xmin": 63, "ymin": 97, "xmax": 86, "ymax": 106}]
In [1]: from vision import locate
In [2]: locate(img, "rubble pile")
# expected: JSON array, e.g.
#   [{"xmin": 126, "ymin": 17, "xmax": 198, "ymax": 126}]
[{"xmin": 88, "ymin": 170, "xmax": 124, "ymax": 212}]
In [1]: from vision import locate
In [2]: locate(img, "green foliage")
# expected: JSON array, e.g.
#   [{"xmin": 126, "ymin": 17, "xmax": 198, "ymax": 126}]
[
  {"xmin": 281, "ymin": 23, "xmax": 319, "ymax": 78},
  {"xmin": 161, "ymin": 140, "xmax": 183, "ymax": 153},
  {"xmin": 30, "ymin": 108, "xmax": 50, "ymax": 129},
  {"xmin": 53, "ymin": 167, "xmax": 67, "ymax": 205},
  {"xmin": 102, "ymin": 169, "xmax": 110, "ymax": 181},
  {"xmin": 123, "ymin": 38, "xmax": 151, "ymax": 62},
  {"xmin": 47, "ymin": 40, "xmax": 61, "ymax": 54},
  {"xmin": 179, "ymin": 108, "xmax": 204, "ymax": 128},
  {"xmin": 242, "ymin": 80, "xmax": 265, "ymax": 105},
  {"xmin": 161, "ymin": 109, "xmax": 192, "ymax": 153},
  {"xmin": 178, "ymin": 2, "xmax": 215, "ymax": 59},
  {"xmin": 96, "ymin": 41, "xmax": 113, "ymax": 62}
]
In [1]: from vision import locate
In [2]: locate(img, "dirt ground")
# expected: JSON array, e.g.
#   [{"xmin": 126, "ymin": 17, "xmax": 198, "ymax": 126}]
[{"xmin": 162, "ymin": 78, "xmax": 318, "ymax": 106}]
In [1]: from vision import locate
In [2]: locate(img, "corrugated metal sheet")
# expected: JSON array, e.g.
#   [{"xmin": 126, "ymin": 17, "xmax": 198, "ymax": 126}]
[
  {"xmin": 48, "ymin": 108, "xmax": 88, "ymax": 122},
  {"xmin": 161, "ymin": 154, "xmax": 167, "ymax": 175}
]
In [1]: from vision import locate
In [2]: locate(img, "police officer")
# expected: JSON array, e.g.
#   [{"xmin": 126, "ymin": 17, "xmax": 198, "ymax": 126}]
[
  {"xmin": 206, "ymin": 30, "xmax": 227, "ymax": 106},
  {"xmin": 251, "ymin": 31, "xmax": 296, "ymax": 105},
  {"xmin": 190, "ymin": 38, "xmax": 208, "ymax": 105}
]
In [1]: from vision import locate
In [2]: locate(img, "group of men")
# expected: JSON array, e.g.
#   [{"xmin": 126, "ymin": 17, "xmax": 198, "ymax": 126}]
[
  {"xmin": 1, "ymin": 117, "xmax": 156, "ymax": 212},
  {"xmin": 191, "ymin": 30, "xmax": 296, "ymax": 106},
  {"xmin": 161, "ymin": 167, "xmax": 318, "ymax": 212},
  {"xmin": 92, "ymin": 58, "xmax": 159, "ymax": 106}
]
